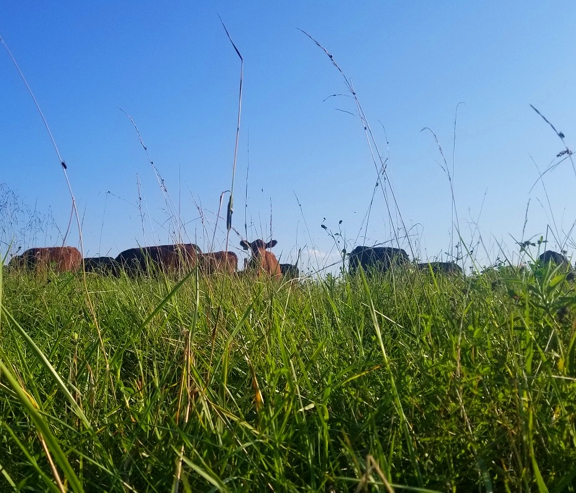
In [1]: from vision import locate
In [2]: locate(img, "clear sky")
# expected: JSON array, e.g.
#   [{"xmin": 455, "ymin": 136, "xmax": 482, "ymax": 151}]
[{"xmin": 1, "ymin": 1, "xmax": 576, "ymax": 273}]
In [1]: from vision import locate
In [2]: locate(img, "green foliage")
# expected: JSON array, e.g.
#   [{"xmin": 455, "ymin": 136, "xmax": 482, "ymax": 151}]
[{"xmin": 1, "ymin": 265, "xmax": 576, "ymax": 491}]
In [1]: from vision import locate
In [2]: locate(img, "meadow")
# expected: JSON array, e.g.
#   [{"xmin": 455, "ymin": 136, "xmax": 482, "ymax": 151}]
[
  {"xmin": 1, "ymin": 253, "xmax": 576, "ymax": 492},
  {"xmin": 2, "ymin": 8, "xmax": 575, "ymax": 490}
]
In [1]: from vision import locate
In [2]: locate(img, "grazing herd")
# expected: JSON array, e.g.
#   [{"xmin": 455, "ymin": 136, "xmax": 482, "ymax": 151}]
[
  {"xmin": 6, "ymin": 240, "xmax": 290, "ymax": 278},
  {"xmin": 348, "ymin": 246, "xmax": 464, "ymax": 276},
  {"xmin": 5, "ymin": 242, "xmax": 573, "ymax": 280},
  {"xmin": 347, "ymin": 246, "xmax": 571, "ymax": 277}
]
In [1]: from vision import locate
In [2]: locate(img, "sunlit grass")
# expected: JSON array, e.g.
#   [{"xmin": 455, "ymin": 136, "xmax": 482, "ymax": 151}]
[{"xmin": 1, "ymin": 260, "xmax": 576, "ymax": 491}]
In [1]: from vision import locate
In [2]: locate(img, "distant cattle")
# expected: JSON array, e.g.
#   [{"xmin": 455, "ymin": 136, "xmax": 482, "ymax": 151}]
[
  {"xmin": 538, "ymin": 250, "xmax": 573, "ymax": 279},
  {"xmin": 538, "ymin": 250, "xmax": 570, "ymax": 268},
  {"xmin": 198, "ymin": 251, "xmax": 238, "ymax": 274},
  {"xmin": 417, "ymin": 262, "xmax": 463, "ymax": 275},
  {"xmin": 83, "ymin": 256, "xmax": 120, "ymax": 276},
  {"xmin": 348, "ymin": 246, "xmax": 409, "ymax": 276},
  {"xmin": 115, "ymin": 244, "xmax": 202, "ymax": 276},
  {"xmin": 9, "ymin": 246, "xmax": 82, "ymax": 273},
  {"xmin": 280, "ymin": 263, "xmax": 300, "ymax": 278},
  {"xmin": 240, "ymin": 239, "xmax": 282, "ymax": 278}
]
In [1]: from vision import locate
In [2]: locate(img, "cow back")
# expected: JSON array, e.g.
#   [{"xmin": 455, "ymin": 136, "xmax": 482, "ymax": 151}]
[
  {"xmin": 199, "ymin": 252, "xmax": 238, "ymax": 274},
  {"xmin": 84, "ymin": 257, "xmax": 120, "ymax": 276},
  {"xmin": 116, "ymin": 244, "xmax": 200, "ymax": 275},
  {"xmin": 18, "ymin": 247, "xmax": 82, "ymax": 273},
  {"xmin": 280, "ymin": 263, "xmax": 300, "ymax": 278},
  {"xmin": 349, "ymin": 246, "xmax": 409, "ymax": 275},
  {"xmin": 417, "ymin": 262, "xmax": 462, "ymax": 275},
  {"xmin": 539, "ymin": 250, "xmax": 570, "ymax": 267}
]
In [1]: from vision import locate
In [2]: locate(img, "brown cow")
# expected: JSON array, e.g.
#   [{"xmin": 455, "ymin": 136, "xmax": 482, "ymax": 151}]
[
  {"xmin": 198, "ymin": 251, "xmax": 238, "ymax": 274},
  {"xmin": 240, "ymin": 239, "xmax": 281, "ymax": 278},
  {"xmin": 9, "ymin": 246, "xmax": 82, "ymax": 273},
  {"xmin": 115, "ymin": 244, "xmax": 201, "ymax": 276}
]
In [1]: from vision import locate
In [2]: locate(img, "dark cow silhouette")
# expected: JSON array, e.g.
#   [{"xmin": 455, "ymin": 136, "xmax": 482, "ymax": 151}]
[
  {"xmin": 280, "ymin": 263, "xmax": 300, "ymax": 278},
  {"xmin": 240, "ymin": 239, "xmax": 281, "ymax": 278},
  {"xmin": 83, "ymin": 257, "xmax": 120, "ymax": 276},
  {"xmin": 538, "ymin": 250, "xmax": 573, "ymax": 279},
  {"xmin": 9, "ymin": 246, "xmax": 82, "ymax": 273},
  {"xmin": 116, "ymin": 244, "xmax": 201, "ymax": 276},
  {"xmin": 538, "ymin": 250, "xmax": 570, "ymax": 267},
  {"xmin": 198, "ymin": 251, "xmax": 238, "ymax": 274},
  {"xmin": 417, "ymin": 262, "xmax": 463, "ymax": 275},
  {"xmin": 349, "ymin": 246, "xmax": 409, "ymax": 276}
]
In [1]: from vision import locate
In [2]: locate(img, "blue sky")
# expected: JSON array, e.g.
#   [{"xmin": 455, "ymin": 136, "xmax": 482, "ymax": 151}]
[{"xmin": 1, "ymin": 1, "xmax": 576, "ymax": 272}]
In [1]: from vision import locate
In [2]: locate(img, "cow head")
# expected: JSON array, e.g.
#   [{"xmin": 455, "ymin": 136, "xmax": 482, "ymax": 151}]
[
  {"xmin": 240, "ymin": 239, "xmax": 277, "ymax": 255},
  {"xmin": 240, "ymin": 239, "xmax": 281, "ymax": 277}
]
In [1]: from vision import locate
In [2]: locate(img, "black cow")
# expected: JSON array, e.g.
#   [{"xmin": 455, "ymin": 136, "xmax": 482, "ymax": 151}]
[
  {"xmin": 348, "ymin": 246, "xmax": 409, "ymax": 276},
  {"xmin": 538, "ymin": 250, "xmax": 573, "ymax": 280},
  {"xmin": 116, "ymin": 244, "xmax": 202, "ymax": 276},
  {"xmin": 538, "ymin": 250, "xmax": 570, "ymax": 267},
  {"xmin": 417, "ymin": 262, "xmax": 463, "ymax": 275},
  {"xmin": 83, "ymin": 257, "xmax": 120, "ymax": 276},
  {"xmin": 280, "ymin": 263, "xmax": 300, "ymax": 278}
]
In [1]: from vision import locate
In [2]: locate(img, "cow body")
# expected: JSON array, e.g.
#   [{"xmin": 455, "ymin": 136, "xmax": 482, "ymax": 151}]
[
  {"xmin": 538, "ymin": 250, "xmax": 573, "ymax": 279},
  {"xmin": 280, "ymin": 263, "xmax": 300, "ymax": 278},
  {"xmin": 538, "ymin": 250, "xmax": 570, "ymax": 267},
  {"xmin": 240, "ymin": 239, "xmax": 281, "ymax": 278},
  {"xmin": 116, "ymin": 244, "xmax": 201, "ymax": 276},
  {"xmin": 84, "ymin": 256, "xmax": 120, "ymax": 276},
  {"xmin": 417, "ymin": 262, "xmax": 463, "ymax": 275},
  {"xmin": 349, "ymin": 246, "xmax": 409, "ymax": 276},
  {"xmin": 198, "ymin": 251, "xmax": 238, "ymax": 274},
  {"xmin": 9, "ymin": 246, "xmax": 82, "ymax": 273}
]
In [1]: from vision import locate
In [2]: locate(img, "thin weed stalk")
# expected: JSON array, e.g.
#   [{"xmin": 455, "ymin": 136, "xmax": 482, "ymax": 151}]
[
  {"xmin": 244, "ymin": 131, "xmax": 250, "ymax": 239},
  {"xmin": 0, "ymin": 33, "xmax": 114, "ymax": 405},
  {"xmin": 299, "ymin": 30, "xmax": 413, "ymax": 258},
  {"xmin": 421, "ymin": 126, "xmax": 461, "ymax": 262},
  {"xmin": 119, "ymin": 108, "xmax": 183, "ymax": 242},
  {"xmin": 219, "ymin": 17, "xmax": 243, "ymax": 253},
  {"xmin": 530, "ymin": 104, "xmax": 576, "ymax": 180}
]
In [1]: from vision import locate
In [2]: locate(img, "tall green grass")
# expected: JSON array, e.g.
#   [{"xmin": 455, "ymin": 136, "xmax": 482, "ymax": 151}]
[{"xmin": 1, "ymin": 262, "xmax": 576, "ymax": 491}]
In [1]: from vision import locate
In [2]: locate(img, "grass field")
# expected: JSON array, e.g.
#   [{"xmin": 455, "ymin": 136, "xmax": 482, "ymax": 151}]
[
  {"xmin": 1, "ymin": 9, "xmax": 574, "ymax": 490},
  {"xmin": 1, "ymin": 255, "xmax": 576, "ymax": 492}
]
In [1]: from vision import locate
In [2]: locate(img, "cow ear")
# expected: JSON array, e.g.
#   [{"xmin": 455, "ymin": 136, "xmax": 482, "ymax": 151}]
[
  {"xmin": 240, "ymin": 240, "xmax": 250, "ymax": 250},
  {"xmin": 266, "ymin": 240, "xmax": 278, "ymax": 249}
]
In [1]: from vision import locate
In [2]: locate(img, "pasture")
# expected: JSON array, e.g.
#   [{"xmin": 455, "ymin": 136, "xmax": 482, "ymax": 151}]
[
  {"xmin": 2, "ymin": 2, "xmax": 575, "ymax": 490},
  {"xmin": 1, "ymin": 255, "xmax": 575, "ymax": 492}
]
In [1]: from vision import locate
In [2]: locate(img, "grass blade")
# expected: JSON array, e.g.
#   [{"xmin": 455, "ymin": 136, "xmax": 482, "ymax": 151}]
[{"xmin": 0, "ymin": 359, "xmax": 83, "ymax": 492}]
